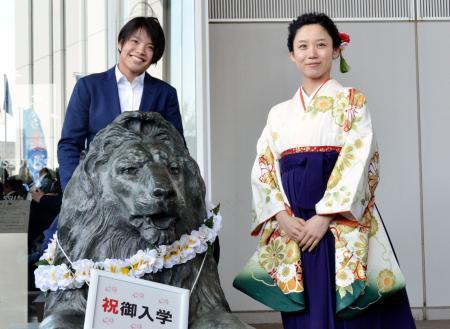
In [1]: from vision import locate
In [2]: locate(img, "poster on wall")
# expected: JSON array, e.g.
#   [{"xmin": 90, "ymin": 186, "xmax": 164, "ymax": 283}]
[{"xmin": 22, "ymin": 107, "xmax": 47, "ymax": 183}]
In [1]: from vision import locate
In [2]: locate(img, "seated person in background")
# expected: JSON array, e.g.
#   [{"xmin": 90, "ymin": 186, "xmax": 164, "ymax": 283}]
[
  {"xmin": 37, "ymin": 167, "xmax": 53, "ymax": 194},
  {"xmin": 3, "ymin": 178, "xmax": 26, "ymax": 200},
  {"xmin": 49, "ymin": 168, "xmax": 62, "ymax": 195}
]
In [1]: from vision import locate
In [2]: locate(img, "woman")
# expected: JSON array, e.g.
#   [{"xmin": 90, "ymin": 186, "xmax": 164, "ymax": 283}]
[
  {"xmin": 58, "ymin": 16, "xmax": 183, "ymax": 192},
  {"xmin": 237, "ymin": 13, "xmax": 416, "ymax": 328}
]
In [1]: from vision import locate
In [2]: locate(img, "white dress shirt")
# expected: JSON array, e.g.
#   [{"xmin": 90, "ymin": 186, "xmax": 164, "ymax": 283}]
[{"xmin": 115, "ymin": 65, "xmax": 145, "ymax": 112}]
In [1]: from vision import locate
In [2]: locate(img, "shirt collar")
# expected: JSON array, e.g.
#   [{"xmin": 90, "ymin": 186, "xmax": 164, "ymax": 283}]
[{"xmin": 115, "ymin": 65, "xmax": 145, "ymax": 85}]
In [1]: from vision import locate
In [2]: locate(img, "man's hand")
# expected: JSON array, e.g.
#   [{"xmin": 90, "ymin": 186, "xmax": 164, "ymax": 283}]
[{"xmin": 275, "ymin": 210, "xmax": 306, "ymax": 242}]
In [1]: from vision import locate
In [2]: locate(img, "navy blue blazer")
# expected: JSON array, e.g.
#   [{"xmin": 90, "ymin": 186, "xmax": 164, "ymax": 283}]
[{"xmin": 57, "ymin": 66, "xmax": 183, "ymax": 190}]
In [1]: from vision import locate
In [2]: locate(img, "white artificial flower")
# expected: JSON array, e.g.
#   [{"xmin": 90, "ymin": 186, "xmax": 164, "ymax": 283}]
[
  {"xmin": 187, "ymin": 235, "xmax": 201, "ymax": 250},
  {"xmin": 116, "ymin": 259, "xmax": 133, "ymax": 277},
  {"xmin": 158, "ymin": 244, "xmax": 168, "ymax": 256},
  {"xmin": 58, "ymin": 264, "xmax": 75, "ymax": 290},
  {"xmin": 212, "ymin": 212, "xmax": 223, "ymax": 233},
  {"xmin": 164, "ymin": 257, "xmax": 177, "ymax": 268},
  {"xmin": 72, "ymin": 259, "xmax": 94, "ymax": 287},
  {"xmin": 144, "ymin": 248, "xmax": 161, "ymax": 273},
  {"xmin": 177, "ymin": 236, "xmax": 190, "ymax": 261},
  {"xmin": 198, "ymin": 225, "xmax": 214, "ymax": 243},
  {"xmin": 150, "ymin": 253, "xmax": 164, "ymax": 273},
  {"xmin": 46, "ymin": 265, "xmax": 67, "ymax": 291},
  {"xmin": 190, "ymin": 230, "xmax": 208, "ymax": 253},
  {"xmin": 40, "ymin": 234, "xmax": 58, "ymax": 264},
  {"xmin": 129, "ymin": 250, "xmax": 148, "ymax": 278},
  {"xmin": 180, "ymin": 246, "xmax": 196, "ymax": 262},
  {"xmin": 179, "ymin": 234, "xmax": 190, "ymax": 247},
  {"xmin": 163, "ymin": 241, "xmax": 182, "ymax": 268},
  {"xmin": 102, "ymin": 259, "xmax": 122, "ymax": 274},
  {"xmin": 34, "ymin": 266, "xmax": 51, "ymax": 291}
]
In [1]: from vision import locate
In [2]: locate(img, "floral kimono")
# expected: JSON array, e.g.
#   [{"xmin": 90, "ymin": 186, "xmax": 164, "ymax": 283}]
[{"xmin": 233, "ymin": 79, "xmax": 411, "ymax": 322}]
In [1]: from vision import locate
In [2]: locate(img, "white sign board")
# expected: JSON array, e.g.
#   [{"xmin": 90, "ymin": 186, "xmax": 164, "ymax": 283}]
[
  {"xmin": 0, "ymin": 200, "xmax": 30, "ymax": 233},
  {"xmin": 84, "ymin": 270, "xmax": 189, "ymax": 329}
]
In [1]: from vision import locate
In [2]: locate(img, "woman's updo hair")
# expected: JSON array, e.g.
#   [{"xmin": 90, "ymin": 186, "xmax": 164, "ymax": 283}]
[{"xmin": 287, "ymin": 12, "xmax": 341, "ymax": 52}]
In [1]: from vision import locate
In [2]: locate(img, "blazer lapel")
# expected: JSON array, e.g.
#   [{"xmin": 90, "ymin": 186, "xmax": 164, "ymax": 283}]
[
  {"xmin": 139, "ymin": 72, "xmax": 157, "ymax": 112},
  {"xmin": 104, "ymin": 67, "xmax": 121, "ymax": 117}
]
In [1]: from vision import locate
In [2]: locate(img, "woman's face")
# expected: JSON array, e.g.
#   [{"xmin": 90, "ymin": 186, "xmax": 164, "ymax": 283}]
[{"xmin": 289, "ymin": 24, "xmax": 339, "ymax": 82}]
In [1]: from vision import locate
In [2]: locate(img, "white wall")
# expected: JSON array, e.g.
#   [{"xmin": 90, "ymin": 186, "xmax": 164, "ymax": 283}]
[
  {"xmin": 418, "ymin": 22, "xmax": 450, "ymax": 319},
  {"xmin": 209, "ymin": 20, "xmax": 449, "ymax": 319}
]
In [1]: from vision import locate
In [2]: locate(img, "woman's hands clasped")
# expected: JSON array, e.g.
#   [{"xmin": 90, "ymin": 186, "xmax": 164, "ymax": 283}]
[
  {"xmin": 276, "ymin": 210, "xmax": 306, "ymax": 242},
  {"xmin": 276, "ymin": 211, "xmax": 333, "ymax": 252}
]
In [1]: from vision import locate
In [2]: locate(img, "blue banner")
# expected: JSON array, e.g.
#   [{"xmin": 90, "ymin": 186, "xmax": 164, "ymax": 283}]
[{"xmin": 22, "ymin": 107, "xmax": 47, "ymax": 182}]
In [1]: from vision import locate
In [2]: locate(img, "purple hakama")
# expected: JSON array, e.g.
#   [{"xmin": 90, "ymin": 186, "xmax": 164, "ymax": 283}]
[{"xmin": 279, "ymin": 151, "xmax": 416, "ymax": 329}]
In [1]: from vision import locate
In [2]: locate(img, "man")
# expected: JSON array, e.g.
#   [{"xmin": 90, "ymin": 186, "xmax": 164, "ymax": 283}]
[{"xmin": 43, "ymin": 17, "xmax": 189, "ymax": 254}]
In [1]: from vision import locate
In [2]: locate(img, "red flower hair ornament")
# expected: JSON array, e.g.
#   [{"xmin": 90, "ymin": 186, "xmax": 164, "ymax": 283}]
[{"xmin": 339, "ymin": 32, "xmax": 351, "ymax": 73}]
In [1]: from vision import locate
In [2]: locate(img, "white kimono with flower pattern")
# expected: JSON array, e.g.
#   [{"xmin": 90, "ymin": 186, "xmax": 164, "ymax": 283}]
[{"xmin": 247, "ymin": 79, "xmax": 406, "ymax": 313}]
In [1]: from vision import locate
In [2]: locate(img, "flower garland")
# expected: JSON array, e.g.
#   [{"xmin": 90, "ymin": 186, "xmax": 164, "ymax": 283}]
[{"xmin": 34, "ymin": 203, "xmax": 222, "ymax": 292}]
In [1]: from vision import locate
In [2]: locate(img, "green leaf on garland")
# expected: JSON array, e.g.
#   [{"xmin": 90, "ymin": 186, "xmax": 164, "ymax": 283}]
[
  {"xmin": 205, "ymin": 216, "xmax": 214, "ymax": 228},
  {"xmin": 212, "ymin": 203, "xmax": 221, "ymax": 215},
  {"xmin": 35, "ymin": 260, "xmax": 50, "ymax": 266}
]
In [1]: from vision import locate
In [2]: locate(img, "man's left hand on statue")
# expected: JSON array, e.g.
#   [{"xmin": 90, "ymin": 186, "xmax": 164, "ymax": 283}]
[{"xmin": 298, "ymin": 214, "xmax": 334, "ymax": 252}]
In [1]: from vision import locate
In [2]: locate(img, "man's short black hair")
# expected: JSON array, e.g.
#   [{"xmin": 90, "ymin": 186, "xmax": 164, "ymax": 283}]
[
  {"xmin": 287, "ymin": 12, "xmax": 341, "ymax": 52},
  {"xmin": 118, "ymin": 16, "xmax": 165, "ymax": 64}
]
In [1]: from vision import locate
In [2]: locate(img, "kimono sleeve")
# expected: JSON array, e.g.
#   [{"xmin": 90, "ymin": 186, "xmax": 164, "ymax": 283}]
[
  {"xmin": 315, "ymin": 88, "xmax": 379, "ymax": 221},
  {"xmin": 251, "ymin": 123, "xmax": 286, "ymax": 236}
]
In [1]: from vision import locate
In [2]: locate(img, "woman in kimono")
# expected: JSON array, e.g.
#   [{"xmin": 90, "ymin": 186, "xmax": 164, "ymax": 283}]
[{"xmin": 245, "ymin": 13, "xmax": 416, "ymax": 328}]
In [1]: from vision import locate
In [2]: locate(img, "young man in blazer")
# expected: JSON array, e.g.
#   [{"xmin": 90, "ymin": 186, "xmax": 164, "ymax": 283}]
[
  {"xmin": 58, "ymin": 16, "xmax": 183, "ymax": 191},
  {"xmin": 41, "ymin": 17, "xmax": 229, "ymax": 264}
]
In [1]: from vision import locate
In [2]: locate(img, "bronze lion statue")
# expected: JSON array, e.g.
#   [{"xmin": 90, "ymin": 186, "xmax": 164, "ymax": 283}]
[{"xmin": 39, "ymin": 112, "xmax": 250, "ymax": 329}]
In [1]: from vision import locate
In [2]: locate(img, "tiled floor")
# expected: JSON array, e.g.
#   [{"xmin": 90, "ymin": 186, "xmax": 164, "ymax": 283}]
[
  {"xmin": 252, "ymin": 321, "xmax": 450, "ymax": 329},
  {"xmin": 19, "ymin": 323, "xmax": 450, "ymax": 329}
]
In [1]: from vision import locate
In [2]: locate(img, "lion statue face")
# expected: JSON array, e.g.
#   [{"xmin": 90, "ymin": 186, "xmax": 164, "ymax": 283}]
[
  {"xmin": 103, "ymin": 141, "xmax": 186, "ymax": 245},
  {"xmin": 58, "ymin": 111, "xmax": 206, "ymax": 260}
]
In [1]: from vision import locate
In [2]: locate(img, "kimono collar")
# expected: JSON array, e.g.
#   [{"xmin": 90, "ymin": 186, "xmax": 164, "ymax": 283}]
[{"xmin": 294, "ymin": 79, "xmax": 341, "ymax": 110}]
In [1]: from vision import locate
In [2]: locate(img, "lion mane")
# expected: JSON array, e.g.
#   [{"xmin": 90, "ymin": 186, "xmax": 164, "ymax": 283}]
[{"xmin": 41, "ymin": 112, "xmax": 247, "ymax": 329}]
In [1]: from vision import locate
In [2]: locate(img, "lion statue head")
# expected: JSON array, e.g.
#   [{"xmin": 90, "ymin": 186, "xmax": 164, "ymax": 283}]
[
  {"xmin": 41, "ymin": 112, "xmax": 249, "ymax": 329},
  {"xmin": 59, "ymin": 111, "xmax": 207, "ymax": 260}
]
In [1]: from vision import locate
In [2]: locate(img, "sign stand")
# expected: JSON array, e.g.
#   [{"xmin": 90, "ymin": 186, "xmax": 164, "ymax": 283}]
[{"xmin": 84, "ymin": 270, "xmax": 189, "ymax": 329}]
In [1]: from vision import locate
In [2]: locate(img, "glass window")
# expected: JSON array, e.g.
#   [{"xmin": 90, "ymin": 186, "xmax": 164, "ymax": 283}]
[
  {"xmin": 167, "ymin": 0, "xmax": 197, "ymax": 156},
  {"xmin": 0, "ymin": 0, "xmax": 16, "ymax": 181}
]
